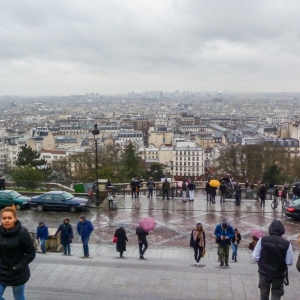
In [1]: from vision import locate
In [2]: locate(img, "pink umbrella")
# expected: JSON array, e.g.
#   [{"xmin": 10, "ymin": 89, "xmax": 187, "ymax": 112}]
[
  {"xmin": 250, "ymin": 228, "xmax": 265, "ymax": 239},
  {"xmin": 139, "ymin": 217, "xmax": 156, "ymax": 232}
]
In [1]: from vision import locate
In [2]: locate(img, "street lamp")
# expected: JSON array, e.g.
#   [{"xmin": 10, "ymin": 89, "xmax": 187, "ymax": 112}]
[{"xmin": 92, "ymin": 124, "xmax": 100, "ymax": 205}]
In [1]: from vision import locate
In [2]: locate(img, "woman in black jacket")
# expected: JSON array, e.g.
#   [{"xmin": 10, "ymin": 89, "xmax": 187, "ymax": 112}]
[
  {"xmin": 114, "ymin": 226, "xmax": 128, "ymax": 258},
  {"xmin": 0, "ymin": 206, "xmax": 35, "ymax": 299},
  {"xmin": 54, "ymin": 217, "xmax": 74, "ymax": 255}
]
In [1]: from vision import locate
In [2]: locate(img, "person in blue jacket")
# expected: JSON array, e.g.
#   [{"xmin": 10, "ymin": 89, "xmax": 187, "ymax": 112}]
[
  {"xmin": 36, "ymin": 221, "xmax": 49, "ymax": 254},
  {"xmin": 214, "ymin": 220, "xmax": 234, "ymax": 267},
  {"xmin": 77, "ymin": 215, "xmax": 94, "ymax": 258}
]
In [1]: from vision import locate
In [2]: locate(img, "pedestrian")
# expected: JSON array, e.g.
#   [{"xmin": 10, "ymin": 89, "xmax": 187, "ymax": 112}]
[
  {"xmin": 0, "ymin": 174, "xmax": 5, "ymax": 190},
  {"xmin": 250, "ymin": 180, "xmax": 254, "ymax": 190},
  {"xmin": 231, "ymin": 228, "xmax": 241, "ymax": 262},
  {"xmin": 253, "ymin": 220, "xmax": 293, "ymax": 300},
  {"xmin": 130, "ymin": 178, "xmax": 137, "ymax": 198},
  {"xmin": 162, "ymin": 178, "xmax": 170, "ymax": 200},
  {"xmin": 190, "ymin": 223, "xmax": 206, "ymax": 266},
  {"xmin": 114, "ymin": 226, "xmax": 128, "ymax": 258},
  {"xmin": 283, "ymin": 182, "xmax": 289, "ymax": 202},
  {"xmin": 106, "ymin": 178, "xmax": 112, "ymax": 189},
  {"xmin": 135, "ymin": 177, "xmax": 143, "ymax": 198},
  {"xmin": 36, "ymin": 221, "xmax": 49, "ymax": 254},
  {"xmin": 219, "ymin": 180, "xmax": 227, "ymax": 204},
  {"xmin": 214, "ymin": 220, "xmax": 234, "ymax": 267},
  {"xmin": 136, "ymin": 226, "xmax": 148, "ymax": 259},
  {"xmin": 188, "ymin": 179, "xmax": 196, "ymax": 201},
  {"xmin": 0, "ymin": 206, "xmax": 36, "ymax": 300},
  {"xmin": 205, "ymin": 181, "xmax": 210, "ymax": 201},
  {"xmin": 182, "ymin": 179, "xmax": 187, "ymax": 202},
  {"xmin": 274, "ymin": 186, "xmax": 279, "ymax": 202},
  {"xmin": 260, "ymin": 184, "xmax": 267, "ymax": 208},
  {"xmin": 245, "ymin": 180, "xmax": 249, "ymax": 189},
  {"xmin": 77, "ymin": 215, "xmax": 94, "ymax": 258},
  {"xmin": 54, "ymin": 217, "xmax": 74, "ymax": 256},
  {"xmin": 209, "ymin": 185, "xmax": 216, "ymax": 203},
  {"xmin": 146, "ymin": 177, "xmax": 155, "ymax": 199},
  {"xmin": 234, "ymin": 184, "xmax": 242, "ymax": 206}
]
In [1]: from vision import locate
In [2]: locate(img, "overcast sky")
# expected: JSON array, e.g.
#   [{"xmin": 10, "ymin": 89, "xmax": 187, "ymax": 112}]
[{"xmin": 1, "ymin": 0, "xmax": 300, "ymax": 95}]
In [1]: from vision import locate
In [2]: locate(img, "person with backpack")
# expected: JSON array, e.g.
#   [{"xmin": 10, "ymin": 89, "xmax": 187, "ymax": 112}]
[
  {"xmin": 188, "ymin": 180, "xmax": 196, "ymax": 201},
  {"xmin": 182, "ymin": 179, "xmax": 187, "ymax": 202},
  {"xmin": 253, "ymin": 220, "xmax": 293, "ymax": 300},
  {"xmin": 190, "ymin": 223, "xmax": 206, "ymax": 266},
  {"xmin": 214, "ymin": 220, "xmax": 234, "ymax": 267},
  {"xmin": 219, "ymin": 180, "xmax": 227, "ymax": 204}
]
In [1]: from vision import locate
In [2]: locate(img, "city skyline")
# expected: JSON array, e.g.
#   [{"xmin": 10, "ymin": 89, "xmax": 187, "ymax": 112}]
[{"xmin": 1, "ymin": 1, "xmax": 300, "ymax": 95}]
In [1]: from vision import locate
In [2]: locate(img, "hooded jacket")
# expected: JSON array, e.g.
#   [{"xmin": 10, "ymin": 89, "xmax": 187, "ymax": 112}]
[
  {"xmin": 36, "ymin": 223, "xmax": 49, "ymax": 240},
  {"xmin": 258, "ymin": 220, "xmax": 290, "ymax": 279},
  {"xmin": 0, "ymin": 220, "xmax": 36, "ymax": 286}
]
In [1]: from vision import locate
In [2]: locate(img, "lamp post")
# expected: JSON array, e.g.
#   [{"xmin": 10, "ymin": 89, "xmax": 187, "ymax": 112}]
[{"xmin": 92, "ymin": 124, "xmax": 100, "ymax": 205}]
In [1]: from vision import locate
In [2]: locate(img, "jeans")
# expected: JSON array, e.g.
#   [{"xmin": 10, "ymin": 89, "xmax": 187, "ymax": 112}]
[
  {"xmin": 138, "ymin": 240, "xmax": 148, "ymax": 256},
  {"xmin": 189, "ymin": 190, "xmax": 194, "ymax": 200},
  {"xmin": 261, "ymin": 196, "xmax": 266, "ymax": 207},
  {"xmin": 235, "ymin": 196, "xmax": 241, "ymax": 205},
  {"xmin": 0, "ymin": 284, "xmax": 26, "ymax": 300},
  {"xmin": 131, "ymin": 189, "xmax": 136, "ymax": 198},
  {"xmin": 163, "ymin": 190, "xmax": 169, "ymax": 199},
  {"xmin": 259, "ymin": 274, "xmax": 284, "ymax": 300},
  {"xmin": 220, "ymin": 194, "xmax": 225, "ymax": 202},
  {"xmin": 193, "ymin": 245, "xmax": 203, "ymax": 263},
  {"xmin": 81, "ymin": 235, "xmax": 90, "ymax": 256},
  {"xmin": 182, "ymin": 190, "xmax": 186, "ymax": 201},
  {"xmin": 40, "ymin": 238, "xmax": 46, "ymax": 253},
  {"xmin": 148, "ymin": 189, "xmax": 153, "ymax": 198},
  {"xmin": 218, "ymin": 244, "xmax": 229, "ymax": 265},
  {"xmin": 231, "ymin": 244, "xmax": 238, "ymax": 260},
  {"xmin": 62, "ymin": 242, "xmax": 71, "ymax": 255}
]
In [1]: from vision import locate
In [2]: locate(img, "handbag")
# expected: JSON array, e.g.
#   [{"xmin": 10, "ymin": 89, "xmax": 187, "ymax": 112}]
[
  {"xmin": 113, "ymin": 236, "xmax": 117, "ymax": 243},
  {"xmin": 201, "ymin": 248, "xmax": 206, "ymax": 257}
]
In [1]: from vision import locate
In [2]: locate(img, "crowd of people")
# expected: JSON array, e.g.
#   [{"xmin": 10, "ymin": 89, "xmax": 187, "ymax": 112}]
[{"xmin": 1, "ymin": 204, "xmax": 300, "ymax": 300}]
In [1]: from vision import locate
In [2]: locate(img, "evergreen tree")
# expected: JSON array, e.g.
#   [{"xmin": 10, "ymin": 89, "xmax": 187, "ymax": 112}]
[{"xmin": 120, "ymin": 142, "xmax": 141, "ymax": 181}]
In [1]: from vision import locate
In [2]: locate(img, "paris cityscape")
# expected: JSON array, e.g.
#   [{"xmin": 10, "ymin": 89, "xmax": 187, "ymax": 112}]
[{"xmin": 1, "ymin": 1, "xmax": 300, "ymax": 300}]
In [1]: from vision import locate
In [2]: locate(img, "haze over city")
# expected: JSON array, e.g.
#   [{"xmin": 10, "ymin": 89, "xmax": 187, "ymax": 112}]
[{"xmin": 1, "ymin": 0, "xmax": 300, "ymax": 96}]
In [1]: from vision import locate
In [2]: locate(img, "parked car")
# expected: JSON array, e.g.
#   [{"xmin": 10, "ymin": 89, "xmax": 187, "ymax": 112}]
[
  {"xmin": 0, "ymin": 190, "xmax": 31, "ymax": 210},
  {"xmin": 284, "ymin": 198, "xmax": 300, "ymax": 220},
  {"xmin": 30, "ymin": 191, "xmax": 88, "ymax": 213}
]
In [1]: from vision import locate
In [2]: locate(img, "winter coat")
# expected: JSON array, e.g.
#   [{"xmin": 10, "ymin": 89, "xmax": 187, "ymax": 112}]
[
  {"xmin": 136, "ymin": 226, "xmax": 148, "ymax": 241},
  {"xmin": 55, "ymin": 223, "xmax": 74, "ymax": 245},
  {"xmin": 231, "ymin": 233, "xmax": 241, "ymax": 244},
  {"xmin": 258, "ymin": 220, "xmax": 290, "ymax": 279},
  {"xmin": 0, "ymin": 220, "xmax": 36, "ymax": 286},
  {"xmin": 77, "ymin": 220, "xmax": 94, "ymax": 239},
  {"xmin": 205, "ymin": 182, "xmax": 210, "ymax": 192},
  {"xmin": 114, "ymin": 228, "xmax": 128, "ymax": 252},
  {"xmin": 36, "ymin": 224, "xmax": 49, "ymax": 240},
  {"xmin": 182, "ymin": 182, "xmax": 187, "ymax": 191},
  {"xmin": 130, "ymin": 180, "xmax": 136, "ymax": 190},
  {"xmin": 235, "ymin": 187, "xmax": 242, "ymax": 197},
  {"xmin": 219, "ymin": 184, "xmax": 227, "ymax": 195},
  {"xmin": 188, "ymin": 182, "xmax": 196, "ymax": 191},
  {"xmin": 189, "ymin": 229, "xmax": 206, "ymax": 248},
  {"xmin": 260, "ymin": 185, "xmax": 267, "ymax": 199},
  {"xmin": 147, "ymin": 180, "xmax": 155, "ymax": 190},
  {"xmin": 210, "ymin": 186, "xmax": 217, "ymax": 197},
  {"xmin": 214, "ymin": 222, "xmax": 234, "ymax": 246},
  {"xmin": 162, "ymin": 180, "xmax": 170, "ymax": 190},
  {"xmin": 274, "ymin": 188, "xmax": 279, "ymax": 197}
]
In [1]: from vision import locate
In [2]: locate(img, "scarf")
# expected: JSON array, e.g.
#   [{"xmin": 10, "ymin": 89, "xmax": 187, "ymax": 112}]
[{"xmin": 193, "ymin": 230, "xmax": 204, "ymax": 247}]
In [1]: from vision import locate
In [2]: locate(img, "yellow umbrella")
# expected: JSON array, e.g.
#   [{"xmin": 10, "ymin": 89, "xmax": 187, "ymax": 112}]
[{"xmin": 209, "ymin": 179, "xmax": 220, "ymax": 187}]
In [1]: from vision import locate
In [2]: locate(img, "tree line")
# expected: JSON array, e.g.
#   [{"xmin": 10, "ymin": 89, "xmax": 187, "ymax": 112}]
[
  {"xmin": 214, "ymin": 144, "xmax": 300, "ymax": 184},
  {"xmin": 8, "ymin": 142, "xmax": 165, "ymax": 187}
]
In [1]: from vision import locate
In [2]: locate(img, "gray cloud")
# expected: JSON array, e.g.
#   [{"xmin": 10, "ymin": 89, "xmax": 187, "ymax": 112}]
[{"xmin": 1, "ymin": 0, "xmax": 300, "ymax": 95}]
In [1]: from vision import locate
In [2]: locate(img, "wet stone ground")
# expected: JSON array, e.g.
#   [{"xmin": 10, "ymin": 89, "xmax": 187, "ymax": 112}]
[{"xmin": 18, "ymin": 191, "xmax": 300, "ymax": 251}]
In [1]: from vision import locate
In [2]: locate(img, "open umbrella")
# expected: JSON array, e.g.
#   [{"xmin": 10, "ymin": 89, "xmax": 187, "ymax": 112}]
[
  {"xmin": 139, "ymin": 217, "xmax": 156, "ymax": 232},
  {"xmin": 250, "ymin": 228, "xmax": 264, "ymax": 239},
  {"xmin": 209, "ymin": 179, "xmax": 220, "ymax": 187}
]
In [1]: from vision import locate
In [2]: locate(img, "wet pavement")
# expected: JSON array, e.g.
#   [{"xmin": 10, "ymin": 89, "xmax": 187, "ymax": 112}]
[{"xmin": 18, "ymin": 191, "xmax": 300, "ymax": 251}]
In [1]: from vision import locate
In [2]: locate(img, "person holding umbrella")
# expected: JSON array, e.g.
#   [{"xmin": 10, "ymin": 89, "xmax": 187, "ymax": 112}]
[{"xmin": 136, "ymin": 217, "xmax": 156, "ymax": 259}]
